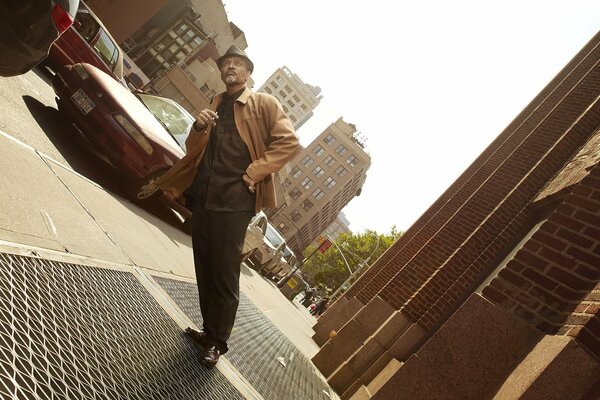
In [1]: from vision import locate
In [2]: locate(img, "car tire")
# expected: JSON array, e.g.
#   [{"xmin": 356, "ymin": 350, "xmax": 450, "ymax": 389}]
[{"xmin": 241, "ymin": 248, "xmax": 257, "ymax": 264}]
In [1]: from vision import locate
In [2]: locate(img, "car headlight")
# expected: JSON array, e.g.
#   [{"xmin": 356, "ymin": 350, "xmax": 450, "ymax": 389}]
[
  {"xmin": 113, "ymin": 114, "xmax": 154, "ymax": 155},
  {"xmin": 73, "ymin": 64, "xmax": 90, "ymax": 80}
]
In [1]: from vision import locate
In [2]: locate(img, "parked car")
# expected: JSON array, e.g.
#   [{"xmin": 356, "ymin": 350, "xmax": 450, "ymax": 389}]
[
  {"xmin": 241, "ymin": 211, "xmax": 268, "ymax": 264},
  {"xmin": 259, "ymin": 243, "xmax": 286, "ymax": 276},
  {"xmin": 52, "ymin": 62, "xmax": 193, "ymax": 194},
  {"xmin": 0, "ymin": 0, "xmax": 79, "ymax": 76},
  {"xmin": 247, "ymin": 221, "xmax": 287, "ymax": 273},
  {"xmin": 263, "ymin": 245, "xmax": 297, "ymax": 281},
  {"xmin": 44, "ymin": 1, "xmax": 124, "ymax": 84}
]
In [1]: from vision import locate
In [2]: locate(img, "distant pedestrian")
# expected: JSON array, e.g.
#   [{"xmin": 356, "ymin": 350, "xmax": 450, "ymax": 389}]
[
  {"xmin": 311, "ymin": 297, "xmax": 329, "ymax": 316},
  {"xmin": 138, "ymin": 46, "xmax": 299, "ymax": 368},
  {"xmin": 300, "ymin": 287, "xmax": 313, "ymax": 301},
  {"xmin": 301, "ymin": 287, "xmax": 315, "ymax": 307}
]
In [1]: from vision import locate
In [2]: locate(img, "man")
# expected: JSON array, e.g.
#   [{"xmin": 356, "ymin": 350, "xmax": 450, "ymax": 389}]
[{"xmin": 138, "ymin": 46, "xmax": 299, "ymax": 367}]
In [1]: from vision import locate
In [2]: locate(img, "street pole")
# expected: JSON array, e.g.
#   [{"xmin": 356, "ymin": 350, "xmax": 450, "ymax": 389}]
[
  {"xmin": 330, "ymin": 233, "xmax": 381, "ymax": 300},
  {"xmin": 326, "ymin": 234, "xmax": 352, "ymax": 275}
]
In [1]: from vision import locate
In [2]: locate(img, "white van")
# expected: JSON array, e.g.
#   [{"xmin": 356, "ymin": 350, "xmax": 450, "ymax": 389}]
[
  {"xmin": 248, "ymin": 220, "xmax": 286, "ymax": 271},
  {"xmin": 264, "ymin": 245, "xmax": 298, "ymax": 281},
  {"xmin": 242, "ymin": 211, "xmax": 267, "ymax": 265}
]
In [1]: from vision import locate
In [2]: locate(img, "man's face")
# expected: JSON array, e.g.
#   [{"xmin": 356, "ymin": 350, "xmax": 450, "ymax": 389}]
[{"xmin": 220, "ymin": 56, "xmax": 250, "ymax": 86}]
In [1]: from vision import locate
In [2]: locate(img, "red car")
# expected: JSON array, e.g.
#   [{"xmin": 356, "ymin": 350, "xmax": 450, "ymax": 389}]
[
  {"xmin": 44, "ymin": 0, "xmax": 124, "ymax": 84},
  {"xmin": 52, "ymin": 62, "xmax": 194, "ymax": 196}
]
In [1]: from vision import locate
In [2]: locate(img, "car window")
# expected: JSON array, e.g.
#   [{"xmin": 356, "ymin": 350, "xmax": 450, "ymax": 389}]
[
  {"xmin": 136, "ymin": 93, "xmax": 195, "ymax": 151},
  {"xmin": 265, "ymin": 224, "xmax": 285, "ymax": 247},
  {"xmin": 93, "ymin": 30, "xmax": 119, "ymax": 70}
]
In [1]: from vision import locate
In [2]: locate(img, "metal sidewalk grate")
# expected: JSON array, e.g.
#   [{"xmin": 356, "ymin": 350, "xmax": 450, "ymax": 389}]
[
  {"xmin": 155, "ymin": 277, "xmax": 333, "ymax": 400},
  {"xmin": 0, "ymin": 252, "xmax": 244, "ymax": 400}
]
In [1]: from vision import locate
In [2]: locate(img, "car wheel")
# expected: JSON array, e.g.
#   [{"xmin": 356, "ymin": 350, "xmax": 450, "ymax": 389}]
[
  {"xmin": 241, "ymin": 248, "xmax": 257, "ymax": 264},
  {"xmin": 247, "ymin": 253, "xmax": 262, "ymax": 270}
]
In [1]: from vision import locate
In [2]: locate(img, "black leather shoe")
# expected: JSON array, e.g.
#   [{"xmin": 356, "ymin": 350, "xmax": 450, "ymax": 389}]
[
  {"xmin": 185, "ymin": 327, "xmax": 210, "ymax": 347},
  {"xmin": 200, "ymin": 345, "xmax": 220, "ymax": 368}
]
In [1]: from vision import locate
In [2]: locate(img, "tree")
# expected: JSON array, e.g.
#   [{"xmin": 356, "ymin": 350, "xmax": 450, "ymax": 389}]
[{"xmin": 300, "ymin": 227, "xmax": 401, "ymax": 295}]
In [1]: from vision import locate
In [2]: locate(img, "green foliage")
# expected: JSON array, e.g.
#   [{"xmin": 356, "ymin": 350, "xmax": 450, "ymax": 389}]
[{"xmin": 300, "ymin": 227, "xmax": 402, "ymax": 295}]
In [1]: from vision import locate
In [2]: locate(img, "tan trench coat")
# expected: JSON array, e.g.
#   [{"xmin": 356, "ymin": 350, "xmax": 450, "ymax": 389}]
[{"xmin": 152, "ymin": 87, "xmax": 300, "ymax": 213}]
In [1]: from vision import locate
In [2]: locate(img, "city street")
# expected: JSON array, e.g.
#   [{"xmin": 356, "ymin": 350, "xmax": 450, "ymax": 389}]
[{"xmin": 0, "ymin": 68, "xmax": 338, "ymax": 399}]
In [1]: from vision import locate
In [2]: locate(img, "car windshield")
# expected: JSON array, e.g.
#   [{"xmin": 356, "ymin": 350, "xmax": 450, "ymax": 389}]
[
  {"xmin": 135, "ymin": 93, "xmax": 195, "ymax": 152},
  {"xmin": 265, "ymin": 224, "xmax": 285, "ymax": 247}
]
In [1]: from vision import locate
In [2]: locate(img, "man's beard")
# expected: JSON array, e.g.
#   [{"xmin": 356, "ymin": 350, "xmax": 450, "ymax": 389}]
[{"xmin": 224, "ymin": 75, "xmax": 238, "ymax": 85}]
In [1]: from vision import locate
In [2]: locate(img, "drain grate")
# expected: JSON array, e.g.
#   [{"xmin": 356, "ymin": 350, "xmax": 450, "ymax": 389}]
[
  {"xmin": 0, "ymin": 252, "xmax": 244, "ymax": 400},
  {"xmin": 155, "ymin": 277, "xmax": 333, "ymax": 400}
]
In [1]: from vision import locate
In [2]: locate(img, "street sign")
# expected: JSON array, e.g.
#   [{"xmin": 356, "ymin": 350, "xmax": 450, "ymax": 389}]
[
  {"xmin": 287, "ymin": 277, "xmax": 298, "ymax": 289},
  {"xmin": 318, "ymin": 239, "xmax": 332, "ymax": 253}
]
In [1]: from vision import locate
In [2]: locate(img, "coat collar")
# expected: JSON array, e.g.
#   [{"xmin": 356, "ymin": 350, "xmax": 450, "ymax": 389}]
[{"xmin": 215, "ymin": 87, "xmax": 252, "ymax": 105}]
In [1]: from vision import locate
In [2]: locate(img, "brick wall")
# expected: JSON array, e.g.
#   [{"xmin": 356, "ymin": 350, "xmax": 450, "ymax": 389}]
[
  {"xmin": 365, "ymin": 45, "xmax": 600, "ymax": 325},
  {"xmin": 483, "ymin": 163, "xmax": 600, "ymax": 359},
  {"xmin": 344, "ymin": 32, "xmax": 600, "ymax": 308}
]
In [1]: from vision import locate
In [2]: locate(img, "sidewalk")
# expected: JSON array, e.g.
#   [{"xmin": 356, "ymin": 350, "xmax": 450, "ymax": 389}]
[{"xmin": 0, "ymin": 130, "xmax": 338, "ymax": 400}]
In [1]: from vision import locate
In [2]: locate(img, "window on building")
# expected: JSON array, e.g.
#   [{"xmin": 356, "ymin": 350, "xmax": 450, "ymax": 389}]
[
  {"xmin": 278, "ymin": 90, "xmax": 287, "ymax": 98},
  {"xmin": 324, "ymin": 177, "xmax": 337, "ymax": 189},
  {"xmin": 176, "ymin": 24, "xmax": 188, "ymax": 35},
  {"xmin": 324, "ymin": 134, "xmax": 336, "ymax": 145},
  {"xmin": 314, "ymin": 145, "xmax": 325, "ymax": 157},
  {"xmin": 264, "ymin": 87, "xmax": 272, "ymax": 94},
  {"xmin": 290, "ymin": 187, "xmax": 302, "ymax": 200},
  {"xmin": 346, "ymin": 155, "xmax": 359, "ymax": 167},
  {"xmin": 199, "ymin": 84, "xmax": 216, "ymax": 99},
  {"xmin": 302, "ymin": 156, "xmax": 314, "ymax": 167},
  {"xmin": 313, "ymin": 166, "xmax": 325, "ymax": 178},
  {"xmin": 290, "ymin": 115, "xmax": 297, "ymax": 122},
  {"xmin": 301, "ymin": 177, "xmax": 313, "ymax": 189},
  {"xmin": 312, "ymin": 188, "xmax": 325, "ymax": 200},
  {"xmin": 287, "ymin": 100, "xmax": 295, "ymax": 107},
  {"xmin": 293, "ymin": 94, "xmax": 300, "ymax": 102},
  {"xmin": 323, "ymin": 155, "xmax": 335, "ymax": 166},
  {"xmin": 291, "ymin": 166, "xmax": 302, "ymax": 178},
  {"xmin": 278, "ymin": 222, "xmax": 288, "ymax": 234},
  {"xmin": 283, "ymin": 178, "xmax": 292, "ymax": 187},
  {"xmin": 271, "ymin": 81, "xmax": 278, "ymax": 89},
  {"xmin": 301, "ymin": 199, "xmax": 313, "ymax": 211},
  {"xmin": 300, "ymin": 104, "xmax": 308, "ymax": 111},
  {"xmin": 335, "ymin": 144, "xmax": 347, "ymax": 156},
  {"xmin": 336, "ymin": 166, "xmax": 347, "ymax": 177},
  {"xmin": 285, "ymin": 85, "xmax": 292, "ymax": 93},
  {"xmin": 282, "ymin": 105, "xmax": 289, "ymax": 113},
  {"xmin": 290, "ymin": 210, "xmax": 302, "ymax": 222}
]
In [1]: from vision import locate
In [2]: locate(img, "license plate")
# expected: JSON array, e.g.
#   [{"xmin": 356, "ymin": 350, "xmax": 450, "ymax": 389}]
[{"xmin": 70, "ymin": 89, "xmax": 95, "ymax": 115}]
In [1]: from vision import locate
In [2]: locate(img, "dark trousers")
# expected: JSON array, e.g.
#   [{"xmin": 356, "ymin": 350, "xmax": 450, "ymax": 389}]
[{"xmin": 191, "ymin": 205, "xmax": 254, "ymax": 354}]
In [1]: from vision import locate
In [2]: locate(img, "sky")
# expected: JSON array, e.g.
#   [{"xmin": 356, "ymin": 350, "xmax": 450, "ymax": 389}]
[{"xmin": 222, "ymin": 0, "xmax": 600, "ymax": 234}]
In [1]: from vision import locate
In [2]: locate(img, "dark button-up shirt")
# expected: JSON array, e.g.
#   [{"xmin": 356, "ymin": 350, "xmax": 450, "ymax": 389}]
[{"xmin": 186, "ymin": 88, "xmax": 255, "ymax": 211}]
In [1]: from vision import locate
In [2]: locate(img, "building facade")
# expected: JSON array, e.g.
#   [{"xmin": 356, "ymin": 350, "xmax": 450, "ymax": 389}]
[
  {"xmin": 118, "ymin": 1, "xmax": 251, "ymax": 116},
  {"xmin": 258, "ymin": 66, "xmax": 322, "ymax": 130},
  {"xmin": 85, "ymin": 0, "xmax": 169, "ymax": 44},
  {"xmin": 310, "ymin": 32, "xmax": 600, "ymax": 400},
  {"xmin": 269, "ymin": 118, "xmax": 370, "ymax": 255},
  {"xmin": 321, "ymin": 212, "xmax": 352, "ymax": 242}
]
